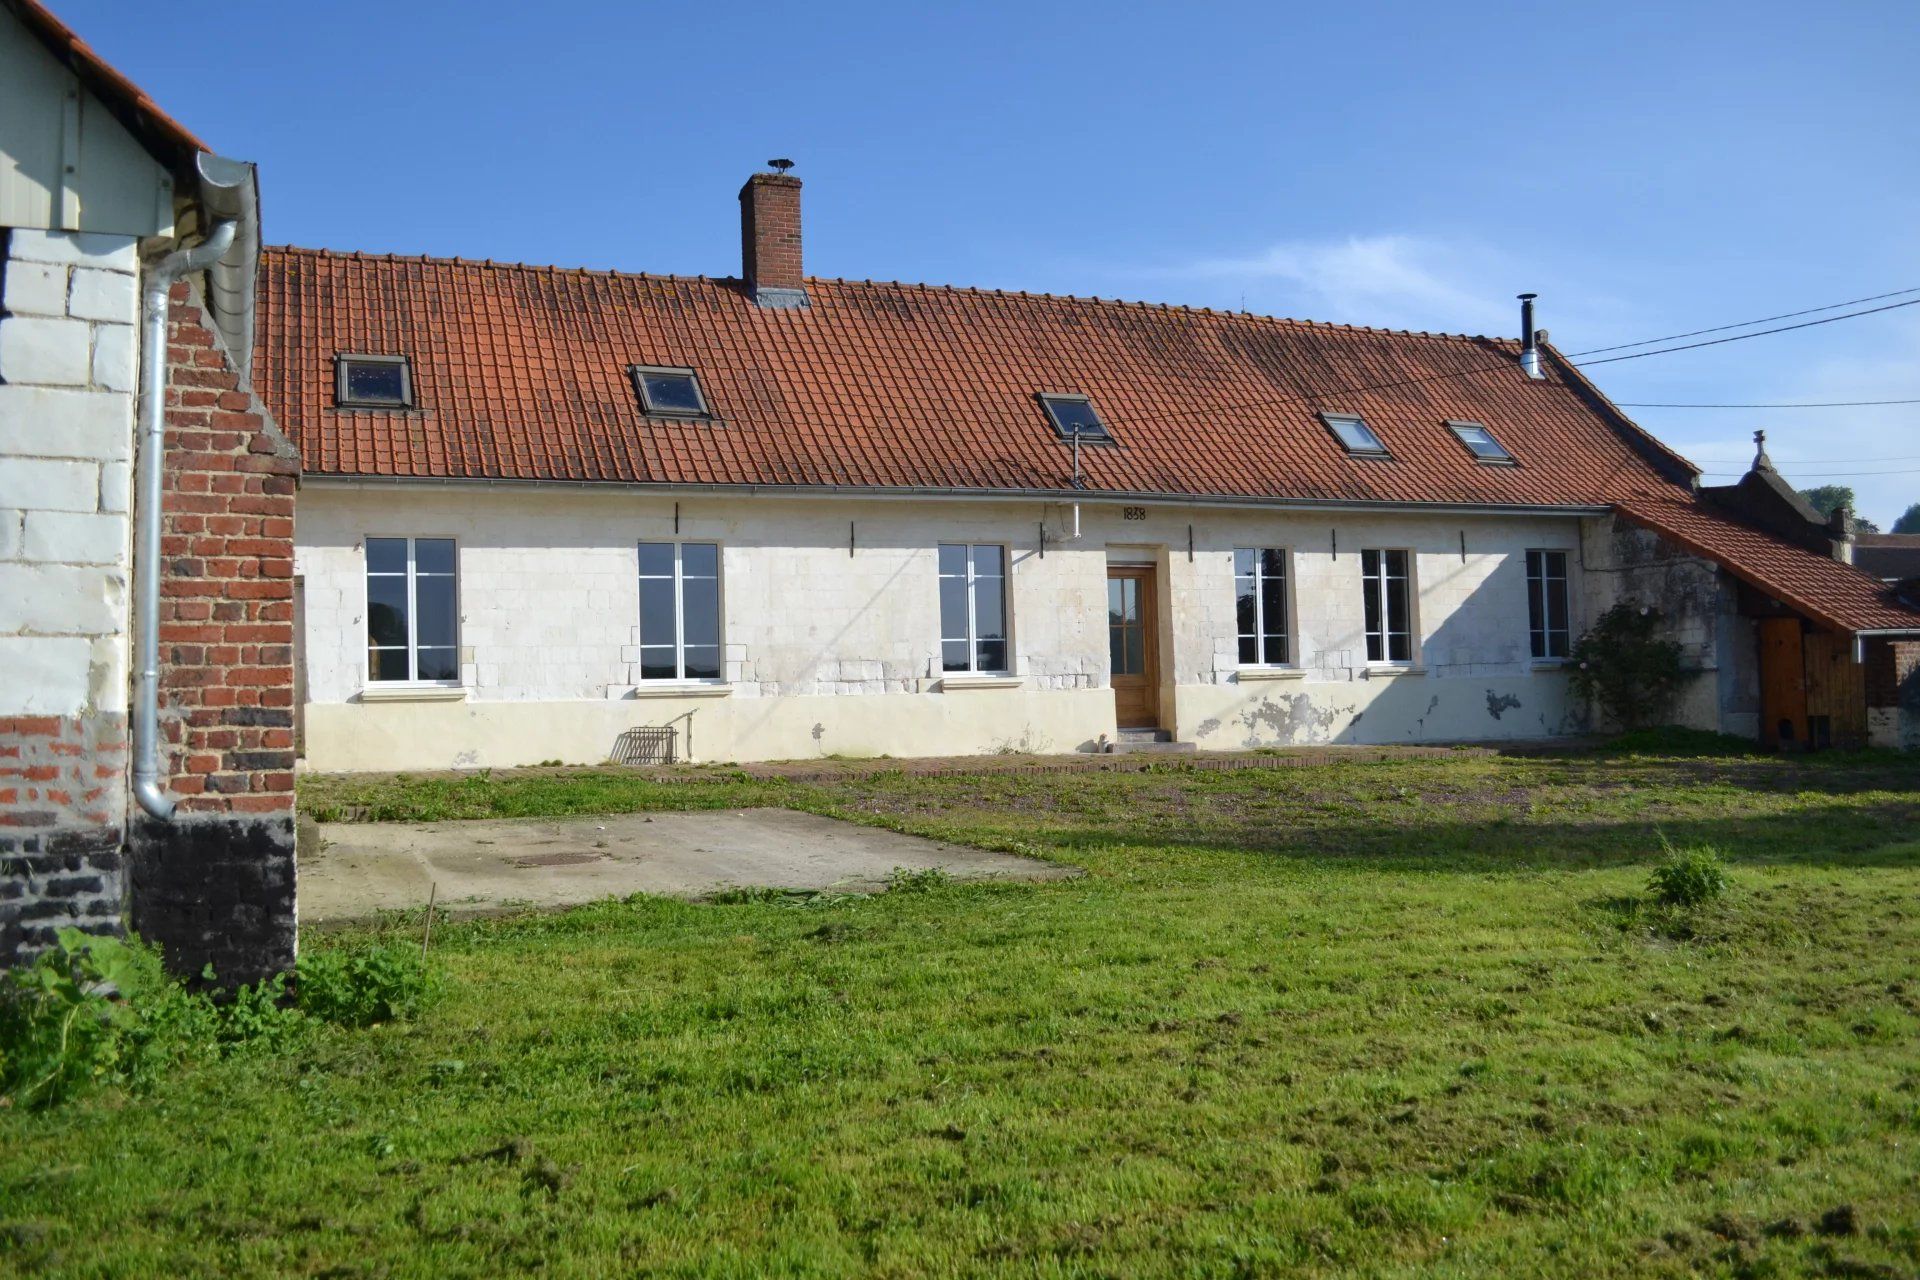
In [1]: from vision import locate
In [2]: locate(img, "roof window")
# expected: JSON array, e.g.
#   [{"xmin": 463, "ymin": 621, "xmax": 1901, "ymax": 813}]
[
  {"xmin": 335, "ymin": 354, "xmax": 412, "ymax": 409},
  {"xmin": 1039, "ymin": 393, "xmax": 1112, "ymax": 443},
  {"xmin": 1447, "ymin": 420, "xmax": 1515, "ymax": 463},
  {"xmin": 632, "ymin": 366, "xmax": 710, "ymax": 417},
  {"xmin": 1320, "ymin": 412, "xmax": 1389, "ymax": 457}
]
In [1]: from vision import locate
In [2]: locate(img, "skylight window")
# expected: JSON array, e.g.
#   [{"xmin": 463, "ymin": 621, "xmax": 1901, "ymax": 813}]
[
  {"xmin": 1320, "ymin": 412, "xmax": 1389, "ymax": 457},
  {"xmin": 1448, "ymin": 420, "xmax": 1515, "ymax": 464},
  {"xmin": 632, "ymin": 366, "xmax": 710, "ymax": 417},
  {"xmin": 335, "ymin": 355, "xmax": 412, "ymax": 409},
  {"xmin": 1039, "ymin": 394, "xmax": 1113, "ymax": 444}
]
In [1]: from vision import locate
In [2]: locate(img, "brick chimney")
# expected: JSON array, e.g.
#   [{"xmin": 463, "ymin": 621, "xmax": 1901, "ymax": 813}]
[{"xmin": 739, "ymin": 171, "xmax": 807, "ymax": 308}]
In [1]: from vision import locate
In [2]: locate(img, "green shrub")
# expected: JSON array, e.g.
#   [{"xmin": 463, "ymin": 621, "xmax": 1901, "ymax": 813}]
[
  {"xmin": 0, "ymin": 929, "xmax": 152, "ymax": 1108},
  {"xmin": 296, "ymin": 942, "xmax": 439, "ymax": 1027},
  {"xmin": 1648, "ymin": 842, "xmax": 1729, "ymax": 908},
  {"xmin": 0, "ymin": 930, "xmax": 301, "ymax": 1109},
  {"xmin": 1569, "ymin": 604, "xmax": 1689, "ymax": 730}
]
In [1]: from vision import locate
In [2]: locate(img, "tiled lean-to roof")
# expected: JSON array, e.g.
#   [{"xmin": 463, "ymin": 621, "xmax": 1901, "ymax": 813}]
[
  {"xmin": 1616, "ymin": 494, "xmax": 1920, "ymax": 634},
  {"xmin": 254, "ymin": 246, "xmax": 1920, "ymax": 635}
]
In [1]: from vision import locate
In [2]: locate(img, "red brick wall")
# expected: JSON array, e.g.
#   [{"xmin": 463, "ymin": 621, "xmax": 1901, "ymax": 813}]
[
  {"xmin": 156, "ymin": 281, "xmax": 298, "ymax": 815},
  {"xmin": 739, "ymin": 174, "xmax": 803, "ymax": 293}
]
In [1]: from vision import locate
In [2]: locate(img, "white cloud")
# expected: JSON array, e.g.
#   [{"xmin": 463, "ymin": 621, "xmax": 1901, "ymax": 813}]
[{"xmin": 1138, "ymin": 233, "xmax": 1517, "ymax": 336}]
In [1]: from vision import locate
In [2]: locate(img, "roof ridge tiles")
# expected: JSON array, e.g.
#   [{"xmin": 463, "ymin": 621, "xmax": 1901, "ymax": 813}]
[{"xmin": 261, "ymin": 244, "xmax": 1506, "ymax": 341}]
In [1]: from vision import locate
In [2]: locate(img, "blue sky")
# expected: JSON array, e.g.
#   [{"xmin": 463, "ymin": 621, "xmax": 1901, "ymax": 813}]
[{"xmin": 68, "ymin": 0, "xmax": 1920, "ymax": 525}]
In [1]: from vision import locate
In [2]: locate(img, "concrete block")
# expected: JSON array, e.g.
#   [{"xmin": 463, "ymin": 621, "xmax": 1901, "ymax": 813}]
[
  {"xmin": 99, "ymin": 460, "xmax": 131, "ymax": 514},
  {"xmin": 22, "ymin": 511, "xmax": 129, "ymax": 565},
  {"xmin": 67, "ymin": 269, "xmax": 139, "ymax": 323},
  {"xmin": 0, "ymin": 386, "xmax": 133, "ymax": 461},
  {"xmin": 7, "ymin": 229, "xmax": 139, "ymax": 271},
  {"xmin": 0, "ymin": 636, "xmax": 92, "ymax": 714},
  {"xmin": 88, "ymin": 632, "xmax": 127, "ymax": 707},
  {"xmin": 0, "ymin": 315, "xmax": 93, "ymax": 386},
  {"xmin": 3, "ymin": 260, "xmax": 67, "ymax": 316},
  {"xmin": 0, "ymin": 457, "xmax": 101, "ymax": 513},
  {"xmin": 90, "ymin": 322, "xmax": 138, "ymax": 392},
  {"xmin": 0, "ymin": 563, "xmax": 125, "ymax": 635},
  {"xmin": 0, "ymin": 509, "xmax": 19, "ymax": 558}
]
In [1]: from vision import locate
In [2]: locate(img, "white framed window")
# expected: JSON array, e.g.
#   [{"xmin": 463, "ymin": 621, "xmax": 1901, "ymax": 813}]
[
  {"xmin": 365, "ymin": 536, "xmax": 457, "ymax": 683},
  {"xmin": 1234, "ymin": 548, "xmax": 1291, "ymax": 665},
  {"xmin": 1360, "ymin": 548, "xmax": 1414, "ymax": 663},
  {"xmin": 637, "ymin": 542, "xmax": 722, "ymax": 681},
  {"xmin": 938, "ymin": 543, "xmax": 1009, "ymax": 673},
  {"xmin": 1526, "ymin": 549, "xmax": 1571, "ymax": 659}
]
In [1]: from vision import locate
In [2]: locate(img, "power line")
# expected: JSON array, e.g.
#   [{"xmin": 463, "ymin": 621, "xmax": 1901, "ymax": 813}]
[
  {"xmin": 1571, "ymin": 297, "xmax": 1920, "ymax": 366},
  {"xmin": 1102, "ymin": 290, "xmax": 1920, "ymax": 432},
  {"xmin": 1562, "ymin": 285, "xmax": 1920, "ymax": 357},
  {"xmin": 1699, "ymin": 467, "xmax": 1920, "ymax": 478},
  {"xmin": 1618, "ymin": 397, "xmax": 1920, "ymax": 409},
  {"xmin": 1690, "ymin": 454, "xmax": 1920, "ymax": 466}
]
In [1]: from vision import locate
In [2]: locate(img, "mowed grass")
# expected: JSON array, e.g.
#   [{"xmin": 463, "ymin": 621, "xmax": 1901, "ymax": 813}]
[{"xmin": 6, "ymin": 749, "xmax": 1920, "ymax": 1278}]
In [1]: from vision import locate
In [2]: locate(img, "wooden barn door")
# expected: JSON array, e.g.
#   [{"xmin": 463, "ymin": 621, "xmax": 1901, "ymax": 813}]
[
  {"xmin": 1758, "ymin": 618, "xmax": 1807, "ymax": 749},
  {"xmin": 1803, "ymin": 631, "xmax": 1867, "ymax": 748}
]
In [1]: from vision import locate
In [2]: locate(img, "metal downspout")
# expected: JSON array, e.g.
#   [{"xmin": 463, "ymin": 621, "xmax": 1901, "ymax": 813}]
[{"xmin": 132, "ymin": 221, "xmax": 237, "ymax": 821}]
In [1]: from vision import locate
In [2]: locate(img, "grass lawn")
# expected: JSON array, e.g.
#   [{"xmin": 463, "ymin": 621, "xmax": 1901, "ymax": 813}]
[{"xmin": 6, "ymin": 746, "xmax": 1920, "ymax": 1277}]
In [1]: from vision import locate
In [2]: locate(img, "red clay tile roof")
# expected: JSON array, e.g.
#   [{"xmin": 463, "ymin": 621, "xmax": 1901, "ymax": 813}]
[
  {"xmin": 5, "ymin": 0, "xmax": 208, "ymax": 169},
  {"xmin": 254, "ymin": 247, "xmax": 1696, "ymax": 506},
  {"xmin": 1616, "ymin": 494, "xmax": 1920, "ymax": 634},
  {"xmin": 254, "ymin": 246, "xmax": 1920, "ymax": 636}
]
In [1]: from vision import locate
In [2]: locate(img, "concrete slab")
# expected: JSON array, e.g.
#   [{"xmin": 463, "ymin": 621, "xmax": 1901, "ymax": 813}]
[{"xmin": 301, "ymin": 808, "xmax": 1077, "ymax": 924}]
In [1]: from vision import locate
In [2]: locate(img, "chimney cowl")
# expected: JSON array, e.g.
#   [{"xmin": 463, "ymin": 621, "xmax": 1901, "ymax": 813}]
[
  {"xmin": 1517, "ymin": 293, "xmax": 1543, "ymax": 380},
  {"xmin": 739, "ymin": 170, "xmax": 808, "ymax": 309}
]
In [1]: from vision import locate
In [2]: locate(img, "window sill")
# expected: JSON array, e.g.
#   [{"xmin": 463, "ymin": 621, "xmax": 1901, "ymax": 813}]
[
  {"xmin": 1235, "ymin": 666, "xmax": 1305, "ymax": 682},
  {"xmin": 938, "ymin": 674, "xmax": 1023, "ymax": 691},
  {"xmin": 615, "ymin": 683, "xmax": 733, "ymax": 700},
  {"xmin": 358, "ymin": 684, "xmax": 467, "ymax": 703},
  {"xmin": 1529, "ymin": 658, "xmax": 1572, "ymax": 671},
  {"xmin": 1361, "ymin": 665, "xmax": 1427, "ymax": 679}
]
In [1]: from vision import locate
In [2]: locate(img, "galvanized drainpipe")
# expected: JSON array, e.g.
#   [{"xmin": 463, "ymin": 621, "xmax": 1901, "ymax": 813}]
[{"xmin": 132, "ymin": 221, "xmax": 237, "ymax": 821}]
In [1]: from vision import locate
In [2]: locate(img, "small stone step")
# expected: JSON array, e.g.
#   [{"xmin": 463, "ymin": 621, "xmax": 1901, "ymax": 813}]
[{"xmin": 1104, "ymin": 734, "xmax": 1197, "ymax": 754}]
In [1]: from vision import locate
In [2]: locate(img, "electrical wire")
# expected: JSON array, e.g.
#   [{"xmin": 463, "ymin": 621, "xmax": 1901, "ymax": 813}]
[
  {"xmin": 1561, "ymin": 285, "xmax": 1920, "ymax": 357},
  {"xmin": 1617, "ymin": 398, "xmax": 1920, "ymax": 409},
  {"xmin": 1571, "ymin": 297, "xmax": 1920, "ymax": 366},
  {"xmin": 1101, "ymin": 290, "xmax": 1920, "ymax": 432}
]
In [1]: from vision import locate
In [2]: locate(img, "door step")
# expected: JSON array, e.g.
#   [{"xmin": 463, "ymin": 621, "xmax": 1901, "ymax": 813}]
[{"xmin": 1105, "ymin": 729, "xmax": 1197, "ymax": 754}]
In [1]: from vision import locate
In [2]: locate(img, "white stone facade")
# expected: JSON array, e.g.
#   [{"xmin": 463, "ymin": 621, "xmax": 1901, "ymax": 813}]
[
  {"xmin": 0, "ymin": 228, "xmax": 139, "ymax": 720},
  {"xmin": 296, "ymin": 485, "xmax": 1620, "ymax": 769}
]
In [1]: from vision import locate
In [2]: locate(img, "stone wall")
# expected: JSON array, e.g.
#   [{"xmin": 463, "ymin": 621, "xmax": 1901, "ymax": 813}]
[
  {"xmin": 0, "ymin": 228, "xmax": 139, "ymax": 966},
  {"xmin": 1577, "ymin": 514, "xmax": 1758, "ymax": 736}
]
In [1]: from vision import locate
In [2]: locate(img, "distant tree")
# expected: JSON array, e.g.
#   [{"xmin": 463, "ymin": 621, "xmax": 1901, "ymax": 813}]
[
  {"xmin": 1893, "ymin": 503, "xmax": 1920, "ymax": 534},
  {"xmin": 1796, "ymin": 485, "xmax": 1881, "ymax": 533}
]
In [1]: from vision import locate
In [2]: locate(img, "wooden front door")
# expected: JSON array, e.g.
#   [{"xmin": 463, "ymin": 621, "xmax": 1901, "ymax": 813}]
[
  {"xmin": 1758, "ymin": 617, "xmax": 1808, "ymax": 748},
  {"xmin": 1107, "ymin": 567, "xmax": 1160, "ymax": 729}
]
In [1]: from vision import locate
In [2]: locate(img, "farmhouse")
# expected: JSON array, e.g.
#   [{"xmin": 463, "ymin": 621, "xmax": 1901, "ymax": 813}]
[{"xmin": 257, "ymin": 172, "xmax": 1920, "ymax": 768}]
